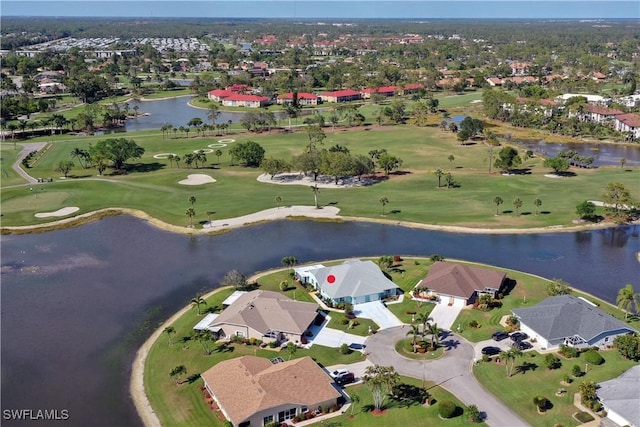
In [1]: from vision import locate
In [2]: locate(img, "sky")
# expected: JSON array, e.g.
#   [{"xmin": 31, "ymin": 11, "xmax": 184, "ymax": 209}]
[{"xmin": 1, "ymin": 0, "xmax": 639, "ymax": 19}]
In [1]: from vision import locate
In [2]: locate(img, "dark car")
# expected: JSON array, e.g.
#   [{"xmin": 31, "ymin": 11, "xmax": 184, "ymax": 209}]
[
  {"xmin": 335, "ymin": 372, "xmax": 355, "ymax": 386},
  {"xmin": 512, "ymin": 340, "xmax": 533, "ymax": 351},
  {"xmin": 481, "ymin": 346, "xmax": 501, "ymax": 356},
  {"xmin": 349, "ymin": 343, "xmax": 366, "ymax": 351},
  {"xmin": 492, "ymin": 331, "xmax": 509, "ymax": 341},
  {"xmin": 510, "ymin": 332, "xmax": 529, "ymax": 342}
]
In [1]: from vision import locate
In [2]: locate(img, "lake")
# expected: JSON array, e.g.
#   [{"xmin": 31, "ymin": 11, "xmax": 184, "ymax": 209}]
[{"xmin": 1, "ymin": 217, "xmax": 638, "ymax": 426}]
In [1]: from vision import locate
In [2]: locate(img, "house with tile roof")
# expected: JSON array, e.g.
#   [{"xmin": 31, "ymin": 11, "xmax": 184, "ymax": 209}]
[
  {"xmin": 512, "ymin": 295, "xmax": 637, "ymax": 350},
  {"xmin": 615, "ymin": 113, "xmax": 640, "ymax": 140},
  {"xmin": 294, "ymin": 259, "xmax": 401, "ymax": 305},
  {"xmin": 580, "ymin": 104, "xmax": 624, "ymax": 124},
  {"xmin": 360, "ymin": 86, "xmax": 395, "ymax": 99},
  {"xmin": 197, "ymin": 290, "xmax": 320, "ymax": 344},
  {"xmin": 320, "ymin": 89, "xmax": 362, "ymax": 103},
  {"xmin": 201, "ymin": 356, "xmax": 342, "ymax": 427},
  {"xmin": 415, "ymin": 261, "xmax": 505, "ymax": 307},
  {"xmin": 221, "ymin": 93, "xmax": 271, "ymax": 108},
  {"xmin": 598, "ymin": 365, "xmax": 640, "ymax": 427},
  {"xmin": 276, "ymin": 92, "xmax": 320, "ymax": 106}
]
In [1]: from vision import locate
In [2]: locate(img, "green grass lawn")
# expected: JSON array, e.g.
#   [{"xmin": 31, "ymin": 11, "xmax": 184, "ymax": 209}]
[
  {"xmin": 2, "ymin": 123, "xmax": 637, "ymax": 229},
  {"xmin": 473, "ymin": 349, "xmax": 638, "ymax": 427},
  {"xmin": 0, "ymin": 144, "xmax": 26, "ymax": 187}
]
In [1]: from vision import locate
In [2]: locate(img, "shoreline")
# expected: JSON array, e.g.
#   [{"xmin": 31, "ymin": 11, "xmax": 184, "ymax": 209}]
[{"xmin": 1, "ymin": 205, "xmax": 632, "ymax": 236}]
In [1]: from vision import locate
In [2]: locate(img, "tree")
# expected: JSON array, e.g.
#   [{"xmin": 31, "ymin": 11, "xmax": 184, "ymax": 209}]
[
  {"xmin": 494, "ymin": 147, "xmax": 522, "ymax": 173},
  {"xmin": 188, "ymin": 195, "xmax": 196, "ymax": 206},
  {"xmin": 286, "ymin": 342, "xmax": 297, "ymax": 360},
  {"xmin": 275, "ymin": 196, "xmax": 282, "ymax": 208},
  {"xmin": 190, "ymin": 293, "xmax": 206, "ymax": 315},
  {"xmin": 164, "ymin": 326, "xmax": 175, "ymax": 346},
  {"xmin": 499, "ymin": 348, "xmax": 522, "ymax": 377},
  {"xmin": 406, "ymin": 324, "xmax": 421, "ymax": 353},
  {"xmin": 214, "ymin": 149, "xmax": 223, "ymax": 164},
  {"xmin": 54, "ymin": 160, "xmax": 74, "ymax": 178},
  {"xmin": 602, "ymin": 182, "xmax": 633, "ymax": 221},
  {"xmin": 434, "ymin": 169, "xmax": 444, "ymax": 188},
  {"xmin": 261, "ymin": 157, "xmax": 291, "ymax": 179},
  {"xmin": 425, "ymin": 322, "xmax": 441, "ymax": 350},
  {"xmin": 544, "ymin": 354, "xmax": 561, "ymax": 369},
  {"xmin": 304, "ymin": 124, "xmax": 326, "ymax": 152},
  {"xmin": 229, "ymin": 141, "xmax": 265, "ymax": 167},
  {"xmin": 576, "ymin": 201, "xmax": 597, "ymax": 220},
  {"xmin": 533, "ymin": 198, "xmax": 542, "ymax": 215},
  {"xmin": 207, "ymin": 104, "xmax": 220, "ymax": 126},
  {"xmin": 89, "ymin": 138, "xmax": 145, "ymax": 171},
  {"xmin": 70, "ymin": 147, "xmax": 89, "ymax": 169},
  {"xmin": 616, "ymin": 284, "xmax": 640, "ymax": 320},
  {"xmin": 444, "ymin": 173, "xmax": 454, "ymax": 189},
  {"xmin": 281, "ymin": 256, "xmax": 298, "ymax": 268},
  {"xmin": 310, "ymin": 185, "xmax": 320, "ymax": 208},
  {"xmin": 169, "ymin": 365, "xmax": 187, "ymax": 385},
  {"xmin": 467, "ymin": 404, "xmax": 482, "ymax": 423},
  {"xmin": 620, "ymin": 158, "xmax": 627, "ymax": 169},
  {"xmin": 493, "ymin": 196, "xmax": 504, "ymax": 215},
  {"xmin": 379, "ymin": 196, "xmax": 389, "ymax": 216},
  {"xmin": 459, "ymin": 116, "xmax": 484, "ymax": 138},
  {"xmin": 363, "ymin": 365, "xmax": 400, "ymax": 412},
  {"xmin": 221, "ymin": 269, "xmax": 247, "ymax": 290},
  {"xmin": 377, "ymin": 255, "xmax": 393, "ymax": 270},
  {"xmin": 293, "ymin": 150, "xmax": 322, "ymax": 181},
  {"xmin": 448, "ymin": 154, "xmax": 455, "ymax": 164},
  {"xmin": 613, "ymin": 334, "xmax": 640, "ymax": 360},
  {"xmin": 512, "ymin": 198, "xmax": 523, "ymax": 216},
  {"xmin": 193, "ymin": 329, "xmax": 217, "ymax": 355},
  {"xmin": 579, "ymin": 381, "xmax": 598, "ymax": 406},
  {"xmin": 186, "ymin": 207, "xmax": 195, "ymax": 228},
  {"xmin": 187, "ymin": 117, "xmax": 203, "ymax": 135},
  {"xmin": 377, "ymin": 153, "xmax": 403, "ymax": 175},
  {"xmin": 320, "ymin": 151, "xmax": 353, "ymax": 185},
  {"xmin": 448, "ymin": 122, "xmax": 458, "ymax": 133},
  {"xmin": 543, "ymin": 157, "xmax": 570, "ymax": 175},
  {"xmin": 352, "ymin": 154, "xmax": 375, "ymax": 181},
  {"xmin": 546, "ymin": 278, "xmax": 572, "ymax": 296}
]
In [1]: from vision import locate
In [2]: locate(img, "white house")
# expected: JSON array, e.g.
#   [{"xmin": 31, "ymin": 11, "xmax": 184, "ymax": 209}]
[
  {"xmin": 294, "ymin": 259, "xmax": 401, "ymax": 305},
  {"xmin": 598, "ymin": 365, "xmax": 640, "ymax": 427},
  {"xmin": 512, "ymin": 295, "xmax": 637, "ymax": 350},
  {"xmin": 615, "ymin": 113, "xmax": 640, "ymax": 140}
]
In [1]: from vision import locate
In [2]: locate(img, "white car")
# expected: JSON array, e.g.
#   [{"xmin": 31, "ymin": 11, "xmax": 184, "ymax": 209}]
[{"xmin": 330, "ymin": 369, "xmax": 348, "ymax": 378}]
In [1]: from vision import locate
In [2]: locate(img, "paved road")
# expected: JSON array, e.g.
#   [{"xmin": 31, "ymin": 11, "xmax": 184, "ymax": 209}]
[
  {"xmin": 366, "ymin": 326, "xmax": 529, "ymax": 427},
  {"xmin": 10, "ymin": 142, "xmax": 47, "ymax": 184}
]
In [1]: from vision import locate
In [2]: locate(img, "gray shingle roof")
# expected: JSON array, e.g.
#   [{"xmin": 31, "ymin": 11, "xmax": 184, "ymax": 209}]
[
  {"xmin": 598, "ymin": 365, "xmax": 640, "ymax": 427},
  {"xmin": 311, "ymin": 259, "xmax": 400, "ymax": 300},
  {"xmin": 512, "ymin": 295, "xmax": 636, "ymax": 343}
]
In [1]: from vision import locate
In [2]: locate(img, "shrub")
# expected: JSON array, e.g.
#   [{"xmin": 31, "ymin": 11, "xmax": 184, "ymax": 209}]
[
  {"xmin": 559, "ymin": 344, "xmax": 579, "ymax": 358},
  {"xmin": 467, "ymin": 404, "xmax": 482, "ymax": 423},
  {"xmin": 544, "ymin": 354, "xmax": 562, "ymax": 369},
  {"xmin": 340, "ymin": 343, "xmax": 351, "ymax": 355},
  {"xmin": 414, "ymin": 260, "xmax": 420, "ymax": 265},
  {"xmin": 533, "ymin": 396, "xmax": 549, "ymax": 411},
  {"xmin": 562, "ymin": 374, "xmax": 573, "ymax": 384},
  {"xmin": 393, "ymin": 255, "xmax": 402, "ymax": 263},
  {"xmin": 438, "ymin": 400, "xmax": 457, "ymax": 419},
  {"xmin": 582, "ymin": 349, "xmax": 604, "ymax": 365},
  {"xmin": 574, "ymin": 412, "xmax": 595, "ymax": 423},
  {"xmin": 430, "ymin": 254, "xmax": 444, "ymax": 262},
  {"xmin": 572, "ymin": 365, "xmax": 582, "ymax": 377},
  {"xmin": 506, "ymin": 315, "xmax": 519, "ymax": 327},
  {"xmin": 482, "ymin": 354, "xmax": 491, "ymax": 363},
  {"xmin": 268, "ymin": 341, "xmax": 278, "ymax": 348},
  {"xmin": 469, "ymin": 320, "xmax": 479, "ymax": 328}
]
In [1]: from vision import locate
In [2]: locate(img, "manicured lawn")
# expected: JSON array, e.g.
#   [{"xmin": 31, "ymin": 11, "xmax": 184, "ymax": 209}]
[
  {"xmin": 325, "ymin": 312, "xmax": 379, "ymax": 336},
  {"xmin": 0, "ymin": 144, "xmax": 26, "ymax": 187},
  {"xmin": 333, "ymin": 375, "xmax": 486, "ymax": 427},
  {"xmin": 474, "ymin": 349, "xmax": 638, "ymax": 427},
  {"xmin": 395, "ymin": 339, "xmax": 445, "ymax": 360},
  {"xmin": 2, "ymin": 123, "xmax": 637, "ymax": 229}
]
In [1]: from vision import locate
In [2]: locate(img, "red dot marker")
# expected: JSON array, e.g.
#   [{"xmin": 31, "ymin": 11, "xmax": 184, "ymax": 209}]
[{"xmin": 327, "ymin": 275, "xmax": 336, "ymax": 284}]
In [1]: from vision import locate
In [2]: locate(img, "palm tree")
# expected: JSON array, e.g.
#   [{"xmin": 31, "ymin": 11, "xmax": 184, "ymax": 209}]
[
  {"xmin": 275, "ymin": 195, "xmax": 282, "ymax": 208},
  {"xmin": 188, "ymin": 195, "xmax": 196, "ymax": 206},
  {"xmin": 311, "ymin": 185, "xmax": 320, "ymax": 208},
  {"xmin": 616, "ymin": 284, "xmax": 640, "ymax": 320},
  {"xmin": 499, "ymin": 348, "xmax": 522, "ymax": 377},
  {"xmin": 167, "ymin": 154, "xmax": 175, "ymax": 168},
  {"xmin": 493, "ymin": 196, "xmax": 503, "ymax": 215},
  {"xmin": 70, "ymin": 147, "xmax": 89, "ymax": 169},
  {"xmin": 445, "ymin": 173, "xmax": 454, "ymax": 189},
  {"xmin": 164, "ymin": 326, "xmax": 175, "ymax": 345},
  {"xmin": 186, "ymin": 207, "xmax": 196, "ymax": 228},
  {"xmin": 448, "ymin": 154, "xmax": 455, "ymax": 164},
  {"xmin": 190, "ymin": 293, "xmax": 206, "ymax": 315},
  {"xmin": 440, "ymin": 120, "xmax": 448, "ymax": 131},
  {"xmin": 415, "ymin": 313, "xmax": 433, "ymax": 334},
  {"xmin": 170, "ymin": 365, "xmax": 187, "ymax": 385},
  {"xmin": 434, "ymin": 169, "xmax": 444, "ymax": 187},
  {"xmin": 286, "ymin": 342, "xmax": 297, "ymax": 360},
  {"xmin": 379, "ymin": 196, "xmax": 389, "ymax": 216},
  {"xmin": 207, "ymin": 104, "xmax": 220, "ymax": 126},
  {"xmin": 214, "ymin": 149, "xmax": 223, "ymax": 165},
  {"xmin": 425, "ymin": 322, "xmax": 441, "ymax": 350},
  {"xmin": 406, "ymin": 324, "xmax": 421, "ymax": 353},
  {"xmin": 620, "ymin": 158, "xmax": 627, "ymax": 168},
  {"xmin": 513, "ymin": 198, "xmax": 523, "ymax": 216},
  {"xmin": 533, "ymin": 198, "xmax": 542, "ymax": 215}
]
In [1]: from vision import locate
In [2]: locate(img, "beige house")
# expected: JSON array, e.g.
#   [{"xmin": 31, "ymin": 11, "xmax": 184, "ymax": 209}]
[
  {"xmin": 416, "ymin": 261, "xmax": 505, "ymax": 307},
  {"xmin": 199, "ymin": 290, "xmax": 320, "ymax": 344},
  {"xmin": 201, "ymin": 356, "xmax": 342, "ymax": 427}
]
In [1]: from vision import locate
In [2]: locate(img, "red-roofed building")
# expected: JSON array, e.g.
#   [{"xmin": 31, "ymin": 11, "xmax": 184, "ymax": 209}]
[
  {"xmin": 510, "ymin": 62, "xmax": 531, "ymax": 76},
  {"xmin": 486, "ymin": 77, "xmax": 503, "ymax": 87},
  {"xmin": 228, "ymin": 84, "xmax": 252, "ymax": 93},
  {"xmin": 615, "ymin": 113, "xmax": 640, "ymax": 139},
  {"xmin": 276, "ymin": 92, "xmax": 320, "ymax": 106},
  {"xmin": 582, "ymin": 105, "xmax": 624, "ymax": 124},
  {"xmin": 360, "ymin": 86, "xmax": 395, "ymax": 99},
  {"xmin": 400, "ymin": 83, "xmax": 424, "ymax": 94},
  {"xmin": 320, "ymin": 89, "xmax": 362, "ymax": 103},
  {"xmin": 221, "ymin": 94, "xmax": 271, "ymax": 108},
  {"xmin": 208, "ymin": 89, "xmax": 235, "ymax": 102}
]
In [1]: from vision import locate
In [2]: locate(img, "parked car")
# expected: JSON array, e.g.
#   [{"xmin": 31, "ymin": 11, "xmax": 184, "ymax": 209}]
[
  {"xmin": 492, "ymin": 331, "xmax": 509, "ymax": 341},
  {"xmin": 481, "ymin": 346, "xmax": 501, "ymax": 356},
  {"xmin": 335, "ymin": 372, "xmax": 355, "ymax": 386},
  {"xmin": 510, "ymin": 332, "xmax": 529, "ymax": 342},
  {"xmin": 349, "ymin": 343, "xmax": 366, "ymax": 351},
  {"xmin": 330, "ymin": 369, "xmax": 348, "ymax": 378},
  {"xmin": 512, "ymin": 340, "xmax": 533, "ymax": 351}
]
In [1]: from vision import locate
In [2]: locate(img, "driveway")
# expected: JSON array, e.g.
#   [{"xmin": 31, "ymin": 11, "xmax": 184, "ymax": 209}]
[
  {"xmin": 365, "ymin": 326, "xmax": 529, "ymax": 427},
  {"xmin": 303, "ymin": 315, "xmax": 366, "ymax": 349},
  {"xmin": 11, "ymin": 142, "xmax": 47, "ymax": 184},
  {"xmin": 325, "ymin": 360, "xmax": 373, "ymax": 384},
  {"xmin": 354, "ymin": 301, "xmax": 403, "ymax": 329},
  {"xmin": 429, "ymin": 303, "xmax": 463, "ymax": 331}
]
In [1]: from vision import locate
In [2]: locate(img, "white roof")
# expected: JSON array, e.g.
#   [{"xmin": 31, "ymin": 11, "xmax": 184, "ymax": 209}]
[
  {"xmin": 222, "ymin": 290, "xmax": 248, "ymax": 306},
  {"xmin": 557, "ymin": 93, "xmax": 608, "ymax": 103},
  {"xmin": 294, "ymin": 264, "xmax": 326, "ymax": 275},
  {"xmin": 193, "ymin": 313, "xmax": 219, "ymax": 331}
]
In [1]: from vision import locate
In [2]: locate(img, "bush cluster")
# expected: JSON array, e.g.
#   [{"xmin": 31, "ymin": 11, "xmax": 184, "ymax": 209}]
[
  {"xmin": 582, "ymin": 349, "xmax": 604, "ymax": 365},
  {"xmin": 438, "ymin": 400, "xmax": 457, "ymax": 419}
]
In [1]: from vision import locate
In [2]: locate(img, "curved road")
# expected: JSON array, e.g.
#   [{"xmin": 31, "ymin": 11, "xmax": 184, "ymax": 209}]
[{"xmin": 366, "ymin": 327, "xmax": 529, "ymax": 427}]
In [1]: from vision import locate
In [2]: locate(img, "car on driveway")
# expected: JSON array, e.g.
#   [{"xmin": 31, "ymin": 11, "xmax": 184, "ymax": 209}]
[
  {"xmin": 349, "ymin": 343, "xmax": 366, "ymax": 351},
  {"xmin": 492, "ymin": 331, "xmax": 509, "ymax": 341},
  {"xmin": 510, "ymin": 332, "xmax": 529, "ymax": 342},
  {"xmin": 512, "ymin": 341, "xmax": 533, "ymax": 351},
  {"xmin": 481, "ymin": 346, "xmax": 501, "ymax": 356},
  {"xmin": 335, "ymin": 372, "xmax": 355, "ymax": 386},
  {"xmin": 330, "ymin": 369, "xmax": 348, "ymax": 378}
]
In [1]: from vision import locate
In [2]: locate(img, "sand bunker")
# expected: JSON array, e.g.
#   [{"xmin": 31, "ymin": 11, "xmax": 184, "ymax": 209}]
[
  {"xmin": 35, "ymin": 207, "xmax": 80, "ymax": 218},
  {"xmin": 257, "ymin": 173, "xmax": 375, "ymax": 189},
  {"xmin": 178, "ymin": 174, "xmax": 216, "ymax": 185}
]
